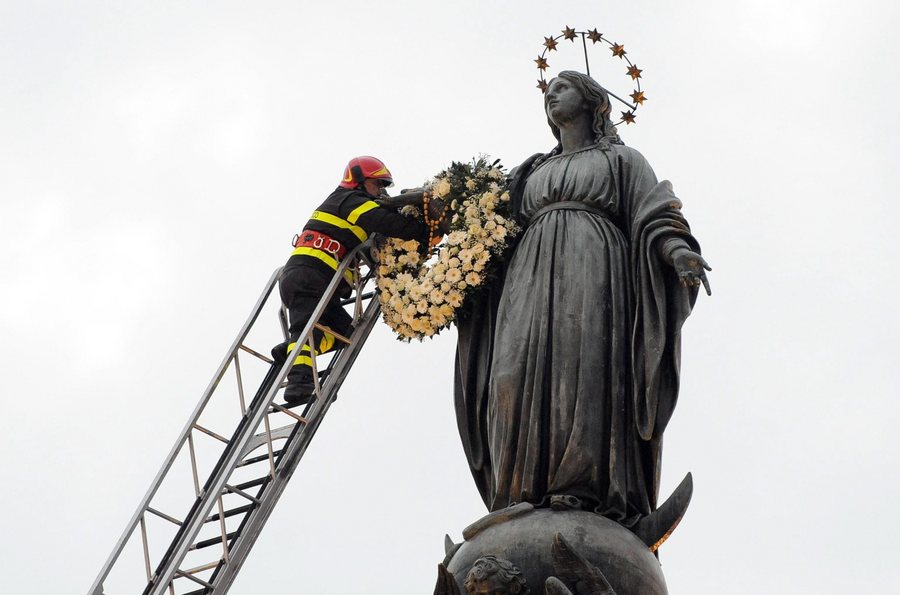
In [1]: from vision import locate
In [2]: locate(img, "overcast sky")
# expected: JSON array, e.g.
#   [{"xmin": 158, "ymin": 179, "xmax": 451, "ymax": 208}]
[{"xmin": 2, "ymin": 1, "xmax": 898, "ymax": 593}]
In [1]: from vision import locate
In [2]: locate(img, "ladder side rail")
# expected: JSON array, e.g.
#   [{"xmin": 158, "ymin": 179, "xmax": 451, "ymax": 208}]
[
  {"xmin": 143, "ymin": 363, "xmax": 284, "ymax": 595},
  {"xmin": 148, "ymin": 243, "xmax": 375, "ymax": 595},
  {"xmin": 208, "ymin": 296, "xmax": 382, "ymax": 595},
  {"xmin": 88, "ymin": 266, "xmax": 284, "ymax": 595}
]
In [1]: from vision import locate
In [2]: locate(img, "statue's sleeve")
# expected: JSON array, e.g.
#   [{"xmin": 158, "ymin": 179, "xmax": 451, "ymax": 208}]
[
  {"xmin": 454, "ymin": 281, "xmax": 501, "ymax": 509},
  {"xmin": 620, "ymin": 147, "xmax": 701, "ymax": 441}
]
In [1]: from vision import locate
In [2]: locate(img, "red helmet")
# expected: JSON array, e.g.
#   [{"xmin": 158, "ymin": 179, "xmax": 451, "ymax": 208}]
[{"xmin": 338, "ymin": 156, "xmax": 393, "ymax": 189}]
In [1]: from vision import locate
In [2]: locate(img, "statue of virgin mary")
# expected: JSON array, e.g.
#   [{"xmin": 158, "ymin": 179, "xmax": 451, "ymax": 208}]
[{"xmin": 454, "ymin": 71, "xmax": 710, "ymax": 530}]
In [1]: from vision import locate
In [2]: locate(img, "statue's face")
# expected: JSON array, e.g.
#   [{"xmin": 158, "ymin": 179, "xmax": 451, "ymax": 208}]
[{"xmin": 545, "ymin": 77, "xmax": 586, "ymax": 126}]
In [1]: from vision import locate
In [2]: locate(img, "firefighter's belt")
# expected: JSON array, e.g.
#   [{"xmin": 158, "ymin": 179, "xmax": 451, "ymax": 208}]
[{"xmin": 292, "ymin": 230, "xmax": 348, "ymax": 260}]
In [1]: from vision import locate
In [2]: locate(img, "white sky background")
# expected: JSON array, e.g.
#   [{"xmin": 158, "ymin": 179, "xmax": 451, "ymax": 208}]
[{"xmin": 1, "ymin": 1, "xmax": 898, "ymax": 593}]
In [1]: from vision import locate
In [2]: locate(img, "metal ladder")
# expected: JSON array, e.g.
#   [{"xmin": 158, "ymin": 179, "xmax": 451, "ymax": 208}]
[{"xmin": 89, "ymin": 241, "xmax": 381, "ymax": 595}]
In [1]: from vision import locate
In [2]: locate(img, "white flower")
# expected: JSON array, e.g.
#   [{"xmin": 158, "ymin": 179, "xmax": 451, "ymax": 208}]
[
  {"xmin": 465, "ymin": 272, "xmax": 481, "ymax": 286},
  {"xmin": 446, "ymin": 268, "xmax": 462, "ymax": 283},
  {"xmin": 429, "ymin": 289, "xmax": 445, "ymax": 304},
  {"xmin": 416, "ymin": 300, "xmax": 429, "ymax": 314},
  {"xmin": 479, "ymin": 193, "xmax": 497, "ymax": 209},
  {"xmin": 433, "ymin": 178, "xmax": 451, "ymax": 198},
  {"xmin": 401, "ymin": 239, "xmax": 420, "ymax": 252},
  {"xmin": 448, "ymin": 231, "xmax": 466, "ymax": 246},
  {"xmin": 465, "ymin": 178, "xmax": 477, "ymax": 190},
  {"xmin": 441, "ymin": 282, "xmax": 452, "ymax": 292}
]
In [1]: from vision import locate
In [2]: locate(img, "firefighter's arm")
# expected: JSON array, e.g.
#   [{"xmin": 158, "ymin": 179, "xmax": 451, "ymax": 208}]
[{"xmin": 347, "ymin": 197, "xmax": 429, "ymax": 242}]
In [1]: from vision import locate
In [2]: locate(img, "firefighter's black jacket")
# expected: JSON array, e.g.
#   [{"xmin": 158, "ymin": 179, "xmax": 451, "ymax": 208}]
[{"xmin": 285, "ymin": 186, "xmax": 428, "ymax": 278}]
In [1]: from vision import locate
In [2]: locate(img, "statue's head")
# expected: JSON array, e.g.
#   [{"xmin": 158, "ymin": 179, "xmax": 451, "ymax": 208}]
[
  {"xmin": 544, "ymin": 70, "xmax": 620, "ymax": 145},
  {"xmin": 463, "ymin": 555, "xmax": 530, "ymax": 594}
]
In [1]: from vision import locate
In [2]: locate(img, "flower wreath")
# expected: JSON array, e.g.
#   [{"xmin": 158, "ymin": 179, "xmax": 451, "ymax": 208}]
[{"xmin": 372, "ymin": 156, "xmax": 520, "ymax": 341}]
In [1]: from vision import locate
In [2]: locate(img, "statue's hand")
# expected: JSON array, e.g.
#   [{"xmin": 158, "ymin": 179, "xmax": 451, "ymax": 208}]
[{"xmin": 671, "ymin": 248, "xmax": 712, "ymax": 296}]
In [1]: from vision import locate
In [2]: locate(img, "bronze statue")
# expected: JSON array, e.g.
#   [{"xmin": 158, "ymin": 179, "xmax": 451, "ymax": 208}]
[{"xmin": 454, "ymin": 70, "xmax": 710, "ymax": 530}]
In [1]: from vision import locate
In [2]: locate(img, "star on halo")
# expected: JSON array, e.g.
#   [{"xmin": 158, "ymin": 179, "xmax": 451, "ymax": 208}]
[
  {"xmin": 543, "ymin": 36, "xmax": 559, "ymax": 51},
  {"xmin": 537, "ymin": 79, "xmax": 549, "ymax": 93},
  {"xmin": 535, "ymin": 56, "xmax": 549, "ymax": 71},
  {"xmin": 627, "ymin": 64, "xmax": 643, "ymax": 80},
  {"xmin": 587, "ymin": 28, "xmax": 602, "ymax": 43},
  {"xmin": 630, "ymin": 90, "xmax": 647, "ymax": 105},
  {"xmin": 611, "ymin": 43, "xmax": 627, "ymax": 58},
  {"xmin": 562, "ymin": 26, "xmax": 577, "ymax": 41},
  {"xmin": 621, "ymin": 110, "xmax": 636, "ymax": 124}
]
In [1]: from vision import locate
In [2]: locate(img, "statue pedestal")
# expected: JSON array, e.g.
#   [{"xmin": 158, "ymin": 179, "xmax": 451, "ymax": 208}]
[{"xmin": 440, "ymin": 506, "xmax": 668, "ymax": 594}]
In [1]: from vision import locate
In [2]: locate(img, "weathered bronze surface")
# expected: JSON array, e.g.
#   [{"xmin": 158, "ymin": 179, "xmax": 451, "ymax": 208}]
[
  {"xmin": 436, "ymin": 508, "xmax": 665, "ymax": 594},
  {"xmin": 444, "ymin": 70, "xmax": 710, "ymax": 593}
]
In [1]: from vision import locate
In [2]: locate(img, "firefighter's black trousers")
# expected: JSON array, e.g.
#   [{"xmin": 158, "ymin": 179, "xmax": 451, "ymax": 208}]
[{"xmin": 278, "ymin": 265, "xmax": 353, "ymax": 380}]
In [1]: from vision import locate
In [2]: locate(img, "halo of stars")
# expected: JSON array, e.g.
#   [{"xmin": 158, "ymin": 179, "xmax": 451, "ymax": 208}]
[{"xmin": 536, "ymin": 26, "xmax": 645, "ymax": 126}]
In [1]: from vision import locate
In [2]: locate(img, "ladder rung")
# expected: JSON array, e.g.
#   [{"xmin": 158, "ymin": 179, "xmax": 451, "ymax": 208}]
[
  {"xmin": 239, "ymin": 344, "xmax": 273, "ymax": 364},
  {"xmin": 269, "ymin": 402, "xmax": 308, "ymax": 423},
  {"xmin": 146, "ymin": 507, "xmax": 183, "ymax": 527},
  {"xmin": 223, "ymin": 482, "xmax": 263, "ymax": 504},
  {"xmin": 238, "ymin": 450, "xmax": 284, "ymax": 468},
  {"xmin": 193, "ymin": 424, "xmax": 229, "ymax": 444},
  {"xmin": 174, "ymin": 569, "xmax": 214, "ymax": 588},
  {"xmin": 205, "ymin": 503, "xmax": 254, "ymax": 524},
  {"xmin": 180, "ymin": 560, "xmax": 220, "ymax": 575},
  {"xmin": 232, "ymin": 477, "xmax": 267, "ymax": 491},
  {"xmin": 340, "ymin": 290, "xmax": 375, "ymax": 305},
  {"xmin": 313, "ymin": 322, "xmax": 352, "ymax": 345},
  {"xmin": 190, "ymin": 532, "xmax": 237, "ymax": 551}
]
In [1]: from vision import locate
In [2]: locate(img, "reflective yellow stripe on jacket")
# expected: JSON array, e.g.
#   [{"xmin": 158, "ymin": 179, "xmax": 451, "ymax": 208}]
[
  {"xmin": 309, "ymin": 200, "xmax": 380, "ymax": 243},
  {"xmin": 290, "ymin": 246, "xmax": 355, "ymax": 284}
]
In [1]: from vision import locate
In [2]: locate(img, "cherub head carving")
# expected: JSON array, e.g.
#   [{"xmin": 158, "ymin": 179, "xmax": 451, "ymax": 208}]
[{"xmin": 463, "ymin": 555, "xmax": 530, "ymax": 595}]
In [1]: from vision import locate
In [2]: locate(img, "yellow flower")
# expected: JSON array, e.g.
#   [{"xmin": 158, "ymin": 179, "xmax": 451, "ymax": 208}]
[
  {"xmin": 465, "ymin": 272, "xmax": 481, "ymax": 285},
  {"xmin": 465, "ymin": 178, "xmax": 477, "ymax": 190},
  {"xmin": 447, "ymin": 290, "xmax": 464, "ymax": 308},
  {"xmin": 429, "ymin": 289, "xmax": 445, "ymax": 304},
  {"xmin": 446, "ymin": 268, "xmax": 462, "ymax": 283}
]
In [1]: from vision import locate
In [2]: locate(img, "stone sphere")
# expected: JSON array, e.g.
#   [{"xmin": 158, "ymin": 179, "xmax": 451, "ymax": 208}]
[{"xmin": 446, "ymin": 508, "xmax": 667, "ymax": 594}]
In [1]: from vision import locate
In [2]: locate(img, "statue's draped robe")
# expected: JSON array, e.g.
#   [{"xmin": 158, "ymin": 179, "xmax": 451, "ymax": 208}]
[{"xmin": 455, "ymin": 143, "xmax": 699, "ymax": 526}]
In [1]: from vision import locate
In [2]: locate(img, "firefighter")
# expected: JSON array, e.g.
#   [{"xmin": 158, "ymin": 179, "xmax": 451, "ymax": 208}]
[{"xmin": 278, "ymin": 156, "xmax": 432, "ymax": 404}]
